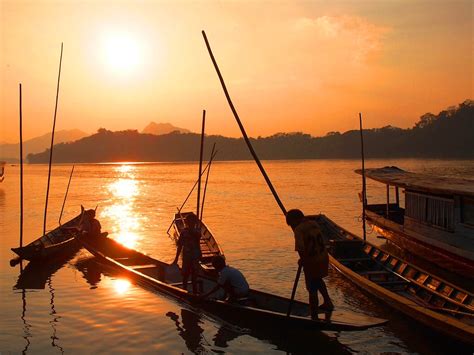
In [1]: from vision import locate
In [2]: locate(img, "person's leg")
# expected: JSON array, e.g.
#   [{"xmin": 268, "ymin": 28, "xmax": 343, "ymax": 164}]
[
  {"xmin": 182, "ymin": 259, "xmax": 190, "ymax": 290},
  {"xmin": 318, "ymin": 279, "xmax": 334, "ymax": 310},
  {"xmin": 308, "ymin": 291, "xmax": 319, "ymax": 319},
  {"xmin": 190, "ymin": 261, "xmax": 198, "ymax": 294}
]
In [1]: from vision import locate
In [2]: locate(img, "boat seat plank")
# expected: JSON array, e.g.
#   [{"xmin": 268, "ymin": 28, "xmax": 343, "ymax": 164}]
[{"xmin": 130, "ymin": 264, "xmax": 157, "ymax": 270}]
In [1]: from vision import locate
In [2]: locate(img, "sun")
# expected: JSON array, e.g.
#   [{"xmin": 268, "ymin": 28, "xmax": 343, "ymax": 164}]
[{"xmin": 102, "ymin": 32, "xmax": 142, "ymax": 74}]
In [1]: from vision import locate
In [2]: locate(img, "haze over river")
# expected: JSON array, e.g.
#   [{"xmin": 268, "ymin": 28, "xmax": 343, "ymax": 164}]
[{"xmin": 1, "ymin": 159, "xmax": 473, "ymax": 354}]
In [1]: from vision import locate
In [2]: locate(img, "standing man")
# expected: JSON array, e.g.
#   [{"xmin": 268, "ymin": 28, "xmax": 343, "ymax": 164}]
[
  {"xmin": 286, "ymin": 209, "xmax": 334, "ymax": 318},
  {"xmin": 172, "ymin": 214, "xmax": 202, "ymax": 294}
]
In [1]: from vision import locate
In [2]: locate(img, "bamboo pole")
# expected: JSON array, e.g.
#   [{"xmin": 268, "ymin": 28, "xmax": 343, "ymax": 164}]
[
  {"xmin": 202, "ymin": 30, "xmax": 287, "ymax": 216},
  {"xmin": 202, "ymin": 31, "xmax": 299, "ymax": 315},
  {"xmin": 359, "ymin": 113, "xmax": 367, "ymax": 241},
  {"xmin": 196, "ymin": 110, "xmax": 206, "ymax": 220},
  {"xmin": 19, "ymin": 83, "xmax": 24, "ymax": 248},
  {"xmin": 200, "ymin": 143, "xmax": 216, "ymax": 220},
  {"xmin": 43, "ymin": 43, "xmax": 64, "ymax": 236},
  {"xmin": 58, "ymin": 165, "xmax": 75, "ymax": 225}
]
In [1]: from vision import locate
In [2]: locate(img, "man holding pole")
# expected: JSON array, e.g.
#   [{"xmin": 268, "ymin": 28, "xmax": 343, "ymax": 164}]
[{"xmin": 286, "ymin": 209, "xmax": 334, "ymax": 318}]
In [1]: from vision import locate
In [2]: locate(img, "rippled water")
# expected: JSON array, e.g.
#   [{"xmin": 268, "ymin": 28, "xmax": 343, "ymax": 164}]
[{"xmin": 1, "ymin": 159, "xmax": 473, "ymax": 354}]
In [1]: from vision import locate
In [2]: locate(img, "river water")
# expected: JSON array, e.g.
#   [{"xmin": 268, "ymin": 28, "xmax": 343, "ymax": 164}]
[{"xmin": 1, "ymin": 159, "xmax": 473, "ymax": 354}]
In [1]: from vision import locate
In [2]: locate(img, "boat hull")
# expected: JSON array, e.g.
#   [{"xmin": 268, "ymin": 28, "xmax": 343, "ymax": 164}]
[
  {"xmin": 314, "ymin": 214, "xmax": 474, "ymax": 346},
  {"xmin": 77, "ymin": 235, "xmax": 387, "ymax": 332},
  {"xmin": 366, "ymin": 211, "xmax": 474, "ymax": 280}
]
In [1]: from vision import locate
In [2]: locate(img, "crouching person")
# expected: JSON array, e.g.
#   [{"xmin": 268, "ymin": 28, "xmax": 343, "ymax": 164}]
[{"xmin": 199, "ymin": 256, "xmax": 249, "ymax": 301}]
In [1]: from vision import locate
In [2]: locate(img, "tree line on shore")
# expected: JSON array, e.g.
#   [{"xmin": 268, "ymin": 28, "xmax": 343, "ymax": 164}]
[{"xmin": 27, "ymin": 100, "xmax": 473, "ymax": 163}]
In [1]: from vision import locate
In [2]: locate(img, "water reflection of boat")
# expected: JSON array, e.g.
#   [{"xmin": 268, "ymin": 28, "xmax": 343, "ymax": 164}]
[
  {"xmin": 77, "ymin": 235, "xmax": 387, "ymax": 331},
  {"xmin": 169, "ymin": 211, "xmax": 224, "ymax": 271},
  {"xmin": 314, "ymin": 214, "xmax": 474, "ymax": 346},
  {"xmin": 166, "ymin": 307, "xmax": 351, "ymax": 354},
  {"xmin": 356, "ymin": 166, "xmax": 474, "ymax": 279},
  {"xmin": 11, "ymin": 209, "xmax": 87, "ymax": 261},
  {"xmin": 14, "ymin": 245, "xmax": 81, "ymax": 290}
]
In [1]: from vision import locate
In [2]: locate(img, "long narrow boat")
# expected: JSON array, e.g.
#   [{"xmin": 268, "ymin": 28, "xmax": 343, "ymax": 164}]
[
  {"xmin": 169, "ymin": 211, "xmax": 224, "ymax": 270},
  {"xmin": 312, "ymin": 214, "xmax": 474, "ymax": 345},
  {"xmin": 77, "ymin": 234, "xmax": 387, "ymax": 331},
  {"xmin": 11, "ymin": 208, "xmax": 88, "ymax": 261}
]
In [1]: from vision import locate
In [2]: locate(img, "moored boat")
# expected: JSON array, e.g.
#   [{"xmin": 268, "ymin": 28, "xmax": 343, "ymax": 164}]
[
  {"xmin": 313, "ymin": 213, "xmax": 474, "ymax": 345},
  {"xmin": 169, "ymin": 211, "xmax": 224, "ymax": 271},
  {"xmin": 77, "ymin": 234, "xmax": 387, "ymax": 332},
  {"xmin": 355, "ymin": 166, "xmax": 474, "ymax": 279},
  {"xmin": 11, "ymin": 208, "xmax": 90, "ymax": 261}
]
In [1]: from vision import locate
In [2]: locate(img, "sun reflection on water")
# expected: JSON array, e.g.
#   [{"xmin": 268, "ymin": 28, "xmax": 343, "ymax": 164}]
[
  {"xmin": 113, "ymin": 279, "xmax": 131, "ymax": 295},
  {"xmin": 108, "ymin": 179, "xmax": 138, "ymax": 199},
  {"xmin": 101, "ymin": 164, "xmax": 144, "ymax": 250}
]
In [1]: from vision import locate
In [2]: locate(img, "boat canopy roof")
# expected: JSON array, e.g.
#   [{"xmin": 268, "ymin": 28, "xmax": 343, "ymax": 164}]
[{"xmin": 355, "ymin": 166, "xmax": 474, "ymax": 198}]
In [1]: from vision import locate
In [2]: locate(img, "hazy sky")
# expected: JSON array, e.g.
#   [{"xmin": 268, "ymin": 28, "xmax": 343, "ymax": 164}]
[{"xmin": 1, "ymin": 0, "xmax": 472, "ymax": 142}]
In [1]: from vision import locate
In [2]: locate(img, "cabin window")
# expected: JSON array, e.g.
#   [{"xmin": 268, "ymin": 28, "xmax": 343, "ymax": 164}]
[
  {"xmin": 461, "ymin": 197, "xmax": 474, "ymax": 226},
  {"xmin": 405, "ymin": 191, "xmax": 454, "ymax": 231}
]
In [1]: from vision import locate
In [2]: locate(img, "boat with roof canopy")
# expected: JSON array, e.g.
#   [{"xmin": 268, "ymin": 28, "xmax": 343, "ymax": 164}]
[{"xmin": 355, "ymin": 166, "xmax": 474, "ymax": 279}]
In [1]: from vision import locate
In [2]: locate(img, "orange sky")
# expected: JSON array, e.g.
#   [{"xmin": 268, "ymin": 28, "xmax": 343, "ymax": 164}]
[{"xmin": 1, "ymin": 1, "xmax": 472, "ymax": 143}]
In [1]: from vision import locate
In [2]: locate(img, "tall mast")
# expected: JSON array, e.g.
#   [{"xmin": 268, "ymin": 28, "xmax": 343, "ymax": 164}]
[
  {"xmin": 43, "ymin": 43, "xmax": 63, "ymax": 236},
  {"xmin": 196, "ymin": 110, "xmax": 206, "ymax": 220}
]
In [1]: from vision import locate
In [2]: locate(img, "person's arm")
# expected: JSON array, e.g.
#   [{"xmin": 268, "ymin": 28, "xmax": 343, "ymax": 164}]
[{"xmin": 172, "ymin": 244, "xmax": 182, "ymax": 264}]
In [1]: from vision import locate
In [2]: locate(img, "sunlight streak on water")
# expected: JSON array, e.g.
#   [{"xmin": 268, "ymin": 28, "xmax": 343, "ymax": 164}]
[{"xmin": 112, "ymin": 279, "xmax": 131, "ymax": 295}]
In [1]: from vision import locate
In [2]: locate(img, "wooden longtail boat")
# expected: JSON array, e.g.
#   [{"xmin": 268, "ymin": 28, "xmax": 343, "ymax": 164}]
[
  {"xmin": 355, "ymin": 166, "xmax": 474, "ymax": 279},
  {"xmin": 11, "ymin": 209, "xmax": 88, "ymax": 261},
  {"xmin": 77, "ymin": 235, "xmax": 387, "ymax": 332},
  {"xmin": 312, "ymin": 213, "xmax": 474, "ymax": 345},
  {"xmin": 169, "ymin": 211, "xmax": 224, "ymax": 270}
]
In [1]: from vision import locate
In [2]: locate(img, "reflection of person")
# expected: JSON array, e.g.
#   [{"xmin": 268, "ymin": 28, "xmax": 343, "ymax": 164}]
[
  {"xmin": 172, "ymin": 214, "xmax": 202, "ymax": 294},
  {"xmin": 286, "ymin": 209, "xmax": 334, "ymax": 318},
  {"xmin": 200, "ymin": 256, "xmax": 249, "ymax": 301}
]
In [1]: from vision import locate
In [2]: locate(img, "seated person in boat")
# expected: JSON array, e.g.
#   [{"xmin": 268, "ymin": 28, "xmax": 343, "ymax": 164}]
[
  {"xmin": 172, "ymin": 214, "xmax": 202, "ymax": 294},
  {"xmin": 81, "ymin": 209, "xmax": 103, "ymax": 237},
  {"xmin": 199, "ymin": 256, "xmax": 249, "ymax": 301},
  {"xmin": 286, "ymin": 209, "xmax": 334, "ymax": 317}
]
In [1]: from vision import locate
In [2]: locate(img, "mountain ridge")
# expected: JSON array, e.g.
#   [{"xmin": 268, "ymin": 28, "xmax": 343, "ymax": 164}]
[{"xmin": 27, "ymin": 100, "xmax": 473, "ymax": 163}]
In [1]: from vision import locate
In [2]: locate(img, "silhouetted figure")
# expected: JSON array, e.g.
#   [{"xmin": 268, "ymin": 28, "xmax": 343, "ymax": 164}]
[
  {"xmin": 200, "ymin": 256, "xmax": 249, "ymax": 301},
  {"xmin": 286, "ymin": 209, "xmax": 334, "ymax": 318},
  {"xmin": 81, "ymin": 210, "xmax": 102, "ymax": 237},
  {"xmin": 172, "ymin": 214, "xmax": 202, "ymax": 294}
]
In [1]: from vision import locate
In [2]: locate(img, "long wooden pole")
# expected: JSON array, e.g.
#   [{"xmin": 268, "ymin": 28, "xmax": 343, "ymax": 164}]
[
  {"xmin": 202, "ymin": 30, "xmax": 287, "ymax": 216},
  {"xmin": 359, "ymin": 113, "xmax": 367, "ymax": 241},
  {"xmin": 286, "ymin": 264, "xmax": 302, "ymax": 316},
  {"xmin": 58, "ymin": 165, "xmax": 75, "ymax": 225},
  {"xmin": 202, "ymin": 31, "xmax": 298, "ymax": 315},
  {"xmin": 200, "ymin": 143, "xmax": 216, "ymax": 220},
  {"xmin": 19, "ymin": 83, "xmax": 24, "ymax": 248},
  {"xmin": 43, "ymin": 43, "xmax": 63, "ymax": 236},
  {"xmin": 196, "ymin": 110, "xmax": 206, "ymax": 220}
]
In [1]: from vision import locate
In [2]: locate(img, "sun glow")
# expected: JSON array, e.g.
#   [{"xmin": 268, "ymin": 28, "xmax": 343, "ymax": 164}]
[
  {"xmin": 102, "ymin": 32, "xmax": 143, "ymax": 74},
  {"xmin": 113, "ymin": 279, "xmax": 131, "ymax": 295}
]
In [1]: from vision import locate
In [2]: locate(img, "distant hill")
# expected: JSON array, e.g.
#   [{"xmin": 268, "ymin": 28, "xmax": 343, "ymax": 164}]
[
  {"xmin": 0, "ymin": 129, "xmax": 88, "ymax": 163},
  {"xmin": 28, "ymin": 100, "xmax": 474, "ymax": 163},
  {"xmin": 142, "ymin": 122, "xmax": 190, "ymax": 135}
]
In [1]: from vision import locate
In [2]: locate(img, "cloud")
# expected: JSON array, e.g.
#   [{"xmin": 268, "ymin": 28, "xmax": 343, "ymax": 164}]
[{"xmin": 294, "ymin": 15, "xmax": 391, "ymax": 64}]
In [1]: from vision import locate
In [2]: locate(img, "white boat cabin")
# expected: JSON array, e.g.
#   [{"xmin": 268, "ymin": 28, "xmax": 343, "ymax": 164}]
[{"xmin": 355, "ymin": 166, "xmax": 474, "ymax": 255}]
